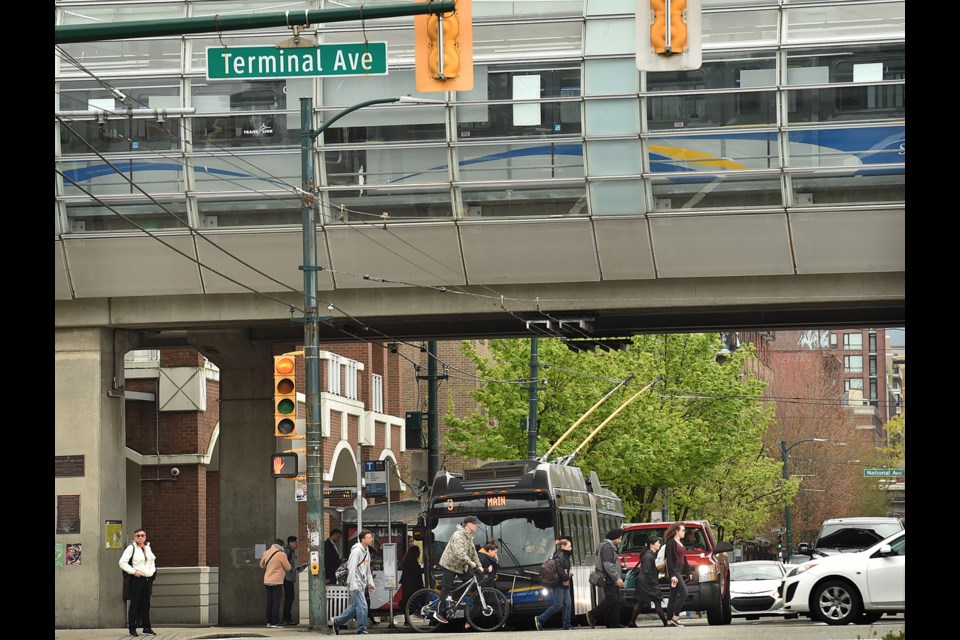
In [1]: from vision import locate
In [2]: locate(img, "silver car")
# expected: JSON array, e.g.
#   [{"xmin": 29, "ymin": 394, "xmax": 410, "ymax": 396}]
[{"xmin": 729, "ymin": 561, "xmax": 797, "ymax": 620}]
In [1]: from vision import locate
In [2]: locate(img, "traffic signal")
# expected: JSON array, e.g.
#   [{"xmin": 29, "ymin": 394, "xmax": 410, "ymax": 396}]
[
  {"xmin": 636, "ymin": 0, "xmax": 702, "ymax": 72},
  {"xmin": 270, "ymin": 452, "xmax": 299, "ymax": 478},
  {"xmin": 273, "ymin": 354, "xmax": 297, "ymax": 438},
  {"xmin": 414, "ymin": 0, "xmax": 473, "ymax": 92},
  {"xmin": 776, "ymin": 534, "xmax": 783, "ymax": 551}
]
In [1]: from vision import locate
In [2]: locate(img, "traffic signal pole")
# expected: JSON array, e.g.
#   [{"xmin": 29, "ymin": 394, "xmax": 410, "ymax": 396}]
[{"xmin": 56, "ymin": 1, "xmax": 456, "ymax": 44}]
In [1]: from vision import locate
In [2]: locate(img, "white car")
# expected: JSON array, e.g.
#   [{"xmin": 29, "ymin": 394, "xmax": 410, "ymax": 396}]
[
  {"xmin": 780, "ymin": 530, "xmax": 904, "ymax": 625},
  {"xmin": 729, "ymin": 561, "xmax": 796, "ymax": 620}
]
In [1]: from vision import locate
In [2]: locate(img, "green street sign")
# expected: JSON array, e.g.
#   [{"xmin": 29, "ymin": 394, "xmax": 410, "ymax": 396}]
[
  {"xmin": 863, "ymin": 468, "xmax": 904, "ymax": 477},
  {"xmin": 206, "ymin": 43, "xmax": 388, "ymax": 80}
]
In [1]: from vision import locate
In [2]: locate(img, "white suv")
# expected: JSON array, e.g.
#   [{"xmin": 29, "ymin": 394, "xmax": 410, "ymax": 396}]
[{"xmin": 781, "ymin": 530, "xmax": 904, "ymax": 625}]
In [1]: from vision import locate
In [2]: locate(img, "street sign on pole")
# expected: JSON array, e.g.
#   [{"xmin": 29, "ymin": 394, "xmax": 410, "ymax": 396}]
[
  {"xmin": 365, "ymin": 460, "xmax": 387, "ymax": 497},
  {"xmin": 864, "ymin": 469, "xmax": 904, "ymax": 477},
  {"xmin": 206, "ymin": 43, "xmax": 388, "ymax": 80}
]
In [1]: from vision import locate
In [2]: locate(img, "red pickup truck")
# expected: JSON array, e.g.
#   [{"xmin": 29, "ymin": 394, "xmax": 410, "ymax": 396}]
[{"xmin": 618, "ymin": 521, "xmax": 734, "ymax": 625}]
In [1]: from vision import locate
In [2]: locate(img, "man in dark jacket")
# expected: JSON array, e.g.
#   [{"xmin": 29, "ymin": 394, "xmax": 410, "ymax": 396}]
[
  {"xmin": 324, "ymin": 529, "xmax": 342, "ymax": 584},
  {"xmin": 587, "ymin": 528, "xmax": 625, "ymax": 629}
]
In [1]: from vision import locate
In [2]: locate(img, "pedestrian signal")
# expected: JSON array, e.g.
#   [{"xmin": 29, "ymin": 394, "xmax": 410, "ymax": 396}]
[{"xmin": 271, "ymin": 452, "xmax": 299, "ymax": 478}]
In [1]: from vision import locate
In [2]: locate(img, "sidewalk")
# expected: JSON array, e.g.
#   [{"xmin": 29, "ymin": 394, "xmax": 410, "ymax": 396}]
[{"xmin": 54, "ymin": 620, "xmax": 415, "ymax": 640}]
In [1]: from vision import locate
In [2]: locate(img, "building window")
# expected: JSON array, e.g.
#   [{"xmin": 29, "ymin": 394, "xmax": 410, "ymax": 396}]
[
  {"xmin": 869, "ymin": 356, "xmax": 877, "ymax": 377},
  {"xmin": 843, "ymin": 333, "xmax": 863, "ymax": 350},
  {"xmin": 845, "ymin": 378, "xmax": 864, "ymax": 391},
  {"xmin": 868, "ymin": 332, "xmax": 878, "ymax": 353},
  {"xmin": 869, "ymin": 379, "xmax": 878, "ymax": 405},
  {"xmin": 844, "ymin": 355, "xmax": 863, "ymax": 372},
  {"xmin": 372, "ymin": 374, "xmax": 383, "ymax": 413}
]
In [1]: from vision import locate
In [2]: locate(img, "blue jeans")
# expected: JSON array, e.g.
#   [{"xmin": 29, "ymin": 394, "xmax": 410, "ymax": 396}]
[
  {"xmin": 335, "ymin": 588, "xmax": 369, "ymax": 633},
  {"xmin": 536, "ymin": 585, "xmax": 572, "ymax": 630}
]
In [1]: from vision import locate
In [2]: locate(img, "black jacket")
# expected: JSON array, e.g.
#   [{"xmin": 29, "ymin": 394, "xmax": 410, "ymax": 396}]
[
  {"xmin": 324, "ymin": 537, "xmax": 341, "ymax": 582},
  {"xmin": 664, "ymin": 538, "xmax": 690, "ymax": 582},
  {"xmin": 554, "ymin": 548, "xmax": 572, "ymax": 585},
  {"xmin": 634, "ymin": 547, "xmax": 661, "ymax": 600}
]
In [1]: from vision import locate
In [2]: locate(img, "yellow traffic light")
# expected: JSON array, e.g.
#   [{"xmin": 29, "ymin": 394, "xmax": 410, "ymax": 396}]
[
  {"xmin": 274, "ymin": 355, "xmax": 297, "ymax": 438},
  {"xmin": 415, "ymin": 0, "xmax": 473, "ymax": 92},
  {"xmin": 427, "ymin": 11, "xmax": 460, "ymax": 79},
  {"xmin": 650, "ymin": 0, "xmax": 688, "ymax": 55},
  {"xmin": 637, "ymin": 0, "xmax": 701, "ymax": 71}
]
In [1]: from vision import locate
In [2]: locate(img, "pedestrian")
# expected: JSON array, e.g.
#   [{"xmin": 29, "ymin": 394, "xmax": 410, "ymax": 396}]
[
  {"xmin": 628, "ymin": 535, "xmax": 669, "ymax": 627},
  {"xmin": 664, "ymin": 522, "xmax": 692, "ymax": 628},
  {"xmin": 434, "ymin": 515, "xmax": 483, "ymax": 624},
  {"xmin": 333, "ymin": 529, "xmax": 377, "ymax": 635},
  {"xmin": 260, "ymin": 538, "xmax": 292, "ymax": 628},
  {"xmin": 282, "ymin": 535, "xmax": 306, "ymax": 625},
  {"xmin": 325, "ymin": 528, "xmax": 343, "ymax": 584},
  {"xmin": 398, "ymin": 545, "xmax": 424, "ymax": 624},
  {"xmin": 477, "ymin": 540, "xmax": 500, "ymax": 587},
  {"xmin": 119, "ymin": 528, "xmax": 157, "ymax": 637},
  {"xmin": 534, "ymin": 536, "xmax": 574, "ymax": 631},
  {"xmin": 586, "ymin": 528, "xmax": 625, "ymax": 629}
]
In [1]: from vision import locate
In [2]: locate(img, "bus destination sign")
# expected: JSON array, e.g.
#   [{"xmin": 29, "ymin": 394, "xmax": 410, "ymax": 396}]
[{"xmin": 206, "ymin": 43, "xmax": 388, "ymax": 80}]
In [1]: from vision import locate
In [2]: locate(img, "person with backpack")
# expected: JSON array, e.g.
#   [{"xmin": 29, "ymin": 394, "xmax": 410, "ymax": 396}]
[
  {"xmin": 586, "ymin": 528, "xmax": 625, "ymax": 629},
  {"xmin": 119, "ymin": 528, "xmax": 157, "ymax": 637},
  {"xmin": 627, "ymin": 535, "xmax": 669, "ymax": 627},
  {"xmin": 333, "ymin": 529, "xmax": 377, "ymax": 635},
  {"xmin": 664, "ymin": 522, "xmax": 692, "ymax": 628},
  {"xmin": 534, "ymin": 536, "xmax": 574, "ymax": 631}
]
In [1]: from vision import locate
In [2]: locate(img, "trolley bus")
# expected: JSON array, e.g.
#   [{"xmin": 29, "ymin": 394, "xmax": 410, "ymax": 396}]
[{"xmin": 419, "ymin": 458, "xmax": 624, "ymax": 622}]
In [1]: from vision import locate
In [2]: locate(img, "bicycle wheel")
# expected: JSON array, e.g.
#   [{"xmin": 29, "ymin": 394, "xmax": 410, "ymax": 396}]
[
  {"xmin": 405, "ymin": 588, "xmax": 441, "ymax": 632},
  {"xmin": 466, "ymin": 587, "xmax": 507, "ymax": 632}
]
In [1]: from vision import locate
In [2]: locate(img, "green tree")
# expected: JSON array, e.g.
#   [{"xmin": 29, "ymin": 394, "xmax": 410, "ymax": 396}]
[{"xmin": 444, "ymin": 334, "xmax": 786, "ymax": 541}]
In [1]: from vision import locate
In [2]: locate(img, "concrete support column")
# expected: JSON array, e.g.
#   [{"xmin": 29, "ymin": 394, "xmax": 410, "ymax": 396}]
[
  {"xmin": 55, "ymin": 328, "xmax": 142, "ymax": 628},
  {"xmin": 217, "ymin": 352, "xmax": 297, "ymax": 625}
]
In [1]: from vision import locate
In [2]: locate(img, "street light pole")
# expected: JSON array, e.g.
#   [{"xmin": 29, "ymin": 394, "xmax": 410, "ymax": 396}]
[
  {"xmin": 780, "ymin": 437, "xmax": 827, "ymax": 561},
  {"xmin": 300, "ymin": 95, "xmax": 440, "ymax": 628}
]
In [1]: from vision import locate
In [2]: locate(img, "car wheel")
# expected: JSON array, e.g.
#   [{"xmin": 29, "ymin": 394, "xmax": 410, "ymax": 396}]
[
  {"xmin": 856, "ymin": 611, "xmax": 883, "ymax": 624},
  {"xmin": 720, "ymin": 587, "xmax": 732, "ymax": 625},
  {"xmin": 811, "ymin": 579, "xmax": 862, "ymax": 625}
]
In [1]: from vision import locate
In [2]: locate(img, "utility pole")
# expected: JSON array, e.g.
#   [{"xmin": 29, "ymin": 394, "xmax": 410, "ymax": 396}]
[
  {"xmin": 418, "ymin": 341, "xmax": 447, "ymax": 482},
  {"xmin": 527, "ymin": 338, "xmax": 539, "ymax": 458}
]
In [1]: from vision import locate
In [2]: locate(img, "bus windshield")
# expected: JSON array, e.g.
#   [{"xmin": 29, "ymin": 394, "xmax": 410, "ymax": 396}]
[{"xmin": 430, "ymin": 509, "xmax": 556, "ymax": 571}]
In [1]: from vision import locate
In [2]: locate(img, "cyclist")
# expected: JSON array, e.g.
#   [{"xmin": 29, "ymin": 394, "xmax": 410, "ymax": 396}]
[{"xmin": 434, "ymin": 515, "xmax": 482, "ymax": 624}]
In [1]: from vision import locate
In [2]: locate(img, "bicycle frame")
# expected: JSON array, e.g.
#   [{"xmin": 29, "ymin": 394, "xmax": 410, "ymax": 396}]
[{"xmin": 444, "ymin": 572, "xmax": 492, "ymax": 618}]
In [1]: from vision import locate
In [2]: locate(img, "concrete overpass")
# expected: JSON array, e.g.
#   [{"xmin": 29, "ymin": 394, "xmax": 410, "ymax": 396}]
[{"xmin": 55, "ymin": 214, "xmax": 905, "ymax": 347}]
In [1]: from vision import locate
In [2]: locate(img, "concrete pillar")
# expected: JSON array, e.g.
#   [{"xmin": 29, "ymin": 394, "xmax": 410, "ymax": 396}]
[
  {"xmin": 55, "ymin": 328, "xmax": 142, "ymax": 628},
  {"xmin": 217, "ymin": 352, "xmax": 299, "ymax": 625}
]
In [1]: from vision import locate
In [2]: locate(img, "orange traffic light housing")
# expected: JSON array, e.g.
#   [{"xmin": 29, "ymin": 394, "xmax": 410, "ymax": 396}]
[
  {"xmin": 637, "ymin": 0, "xmax": 701, "ymax": 71},
  {"xmin": 415, "ymin": 0, "xmax": 473, "ymax": 92},
  {"xmin": 650, "ymin": 0, "xmax": 688, "ymax": 55},
  {"xmin": 274, "ymin": 355, "xmax": 297, "ymax": 438}
]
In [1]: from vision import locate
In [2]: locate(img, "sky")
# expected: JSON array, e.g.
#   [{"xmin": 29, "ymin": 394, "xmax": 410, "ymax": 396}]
[{"xmin": 886, "ymin": 328, "xmax": 904, "ymax": 348}]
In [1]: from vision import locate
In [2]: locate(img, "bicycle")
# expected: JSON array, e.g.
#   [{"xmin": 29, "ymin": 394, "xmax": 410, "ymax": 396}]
[{"xmin": 405, "ymin": 569, "xmax": 508, "ymax": 633}]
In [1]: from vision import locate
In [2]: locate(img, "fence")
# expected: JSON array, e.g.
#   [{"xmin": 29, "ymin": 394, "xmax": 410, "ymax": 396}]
[{"xmin": 326, "ymin": 586, "xmax": 352, "ymax": 624}]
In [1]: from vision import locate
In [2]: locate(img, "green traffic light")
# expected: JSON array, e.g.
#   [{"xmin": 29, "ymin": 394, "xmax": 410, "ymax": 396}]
[{"xmin": 276, "ymin": 398, "xmax": 295, "ymax": 414}]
